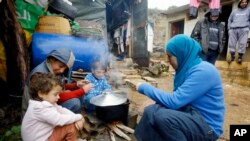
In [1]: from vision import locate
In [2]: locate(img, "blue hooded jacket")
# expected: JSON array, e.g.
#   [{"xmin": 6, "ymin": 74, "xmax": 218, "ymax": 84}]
[{"xmin": 138, "ymin": 35, "xmax": 225, "ymax": 137}]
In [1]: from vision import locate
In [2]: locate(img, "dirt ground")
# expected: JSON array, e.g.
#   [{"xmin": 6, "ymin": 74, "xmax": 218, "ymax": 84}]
[{"xmin": 122, "ymin": 73, "xmax": 250, "ymax": 141}]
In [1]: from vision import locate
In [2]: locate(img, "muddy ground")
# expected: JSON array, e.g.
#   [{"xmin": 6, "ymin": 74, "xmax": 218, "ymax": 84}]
[
  {"xmin": 125, "ymin": 74, "xmax": 250, "ymax": 141},
  {"xmin": 0, "ymin": 67, "xmax": 250, "ymax": 141}
]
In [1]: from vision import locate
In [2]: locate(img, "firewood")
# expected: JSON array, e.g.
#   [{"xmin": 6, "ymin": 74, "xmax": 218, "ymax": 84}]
[
  {"xmin": 107, "ymin": 124, "xmax": 131, "ymax": 141},
  {"xmin": 119, "ymin": 69, "xmax": 137, "ymax": 75},
  {"xmin": 82, "ymin": 121, "xmax": 92, "ymax": 133},
  {"xmin": 125, "ymin": 79, "xmax": 146, "ymax": 90},
  {"xmin": 108, "ymin": 130, "xmax": 116, "ymax": 141},
  {"xmin": 142, "ymin": 76, "xmax": 156, "ymax": 82},
  {"xmin": 116, "ymin": 123, "xmax": 135, "ymax": 134}
]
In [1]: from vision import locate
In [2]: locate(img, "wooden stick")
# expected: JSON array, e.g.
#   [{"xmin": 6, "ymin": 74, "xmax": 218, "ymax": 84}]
[
  {"xmin": 116, "ymin": 123, "xmax": 135, "ymax": 134},
  {"xmin": 107, "ymin": 124, "xmax": 131, "ymax": 141},
  {"xmin": 108, "ymin": 130, "xmax": 116, "ymax": 141}
]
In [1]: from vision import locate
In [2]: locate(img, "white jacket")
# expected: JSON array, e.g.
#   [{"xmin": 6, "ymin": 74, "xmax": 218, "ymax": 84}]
[{"xmin": 21, "ymin": 100, "xmax": 82, "ymax": 141}]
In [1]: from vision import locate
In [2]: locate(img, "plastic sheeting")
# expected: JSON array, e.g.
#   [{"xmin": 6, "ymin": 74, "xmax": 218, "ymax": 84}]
[{"xmin": 71, "ymin": 0, "xmax": 106, "ymax": 21}]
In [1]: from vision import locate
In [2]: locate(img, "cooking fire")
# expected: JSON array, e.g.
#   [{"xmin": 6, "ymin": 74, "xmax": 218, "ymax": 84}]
[{"xmin": 79, "ymin": 115, "xmax": 135, "ymax": 141}]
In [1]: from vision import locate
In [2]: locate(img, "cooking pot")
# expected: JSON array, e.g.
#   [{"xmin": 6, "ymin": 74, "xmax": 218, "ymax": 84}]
[{"xmin": 90, "ymin": 91, "xmax": 129, "ymax": 124}]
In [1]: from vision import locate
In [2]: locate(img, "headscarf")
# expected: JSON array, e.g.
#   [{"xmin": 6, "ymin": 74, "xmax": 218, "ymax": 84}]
[{"xmin": 165, "ymin": 34, "xmax": 202, "ymax": 90}]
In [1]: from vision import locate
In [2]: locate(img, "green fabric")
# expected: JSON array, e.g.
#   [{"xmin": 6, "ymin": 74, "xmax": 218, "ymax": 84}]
[
  {"xmin": 15, "ymin": 0, "xmax": 44, "ymax": 33},
  {"xmin": 69, "ymin": 20, "xmax": 80, "ymax": 31}
]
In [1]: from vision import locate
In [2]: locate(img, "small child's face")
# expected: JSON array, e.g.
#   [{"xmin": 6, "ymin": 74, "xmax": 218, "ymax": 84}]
[
  {"xmin": 93, "ymin": 69, "xmax": 105, "ymax": 80},
  {"xmin": 38, "ymin": 85, "xmax": 62, "ymax": 104}
]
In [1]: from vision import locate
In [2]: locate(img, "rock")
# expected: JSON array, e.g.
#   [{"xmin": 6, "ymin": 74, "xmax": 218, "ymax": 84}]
[
  {"xmin": 124, "ymin": 58, "xmax": 133, "ymax": 68},
  {"xmin": 140, "ymin": 70, "xmax": 151, "ymax": 76},
  {"xmin": 148, "ymin": 64, "xmax": 161, "ymax": 76},
  {"xmin": 161, "ymin": 72, "xmax": 169, "ymax": 77}
]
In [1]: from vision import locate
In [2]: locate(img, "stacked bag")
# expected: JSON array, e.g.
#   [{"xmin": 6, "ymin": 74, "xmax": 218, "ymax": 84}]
[
  {"xmin": 15, "ymin": 0, "xmax": 109, "ymax": 72},
  {"xmin": 15, "ymin": 0, "xmax": 78, "ymax": 35}
]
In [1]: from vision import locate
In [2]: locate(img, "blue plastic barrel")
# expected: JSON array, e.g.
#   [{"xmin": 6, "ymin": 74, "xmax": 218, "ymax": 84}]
[{"xmin": 31, "ymin": 33, "xmax": 109, "ymax": 72}]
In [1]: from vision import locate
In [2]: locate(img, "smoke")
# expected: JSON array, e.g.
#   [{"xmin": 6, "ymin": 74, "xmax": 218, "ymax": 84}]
[{"xmin": 106, "ymin": 54, "xmax": 123, "ymax": 88}]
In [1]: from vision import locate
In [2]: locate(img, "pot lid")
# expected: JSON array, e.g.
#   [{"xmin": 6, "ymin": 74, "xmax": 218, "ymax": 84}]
[{"xmin": 90, "ymin": 90, "xmax": 127, "ymax": 107}]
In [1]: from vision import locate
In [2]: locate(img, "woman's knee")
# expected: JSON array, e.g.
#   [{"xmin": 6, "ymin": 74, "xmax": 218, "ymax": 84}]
[
  {"xmin": 144, "ymin": 104, "xmax": 159, "ymax": 114},
  {"xmin": 154, "ymin": 108, "xmax": 180, "ymax": 126}
]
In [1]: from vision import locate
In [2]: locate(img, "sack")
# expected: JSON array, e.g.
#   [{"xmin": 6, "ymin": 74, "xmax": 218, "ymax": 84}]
[
  {"xmin": 15, "ymin": 0, "xmax": 45, "ymax": 33},
  {"xmin": 35, "ymin": 16, "xmax": 71, "ymax": 35}
]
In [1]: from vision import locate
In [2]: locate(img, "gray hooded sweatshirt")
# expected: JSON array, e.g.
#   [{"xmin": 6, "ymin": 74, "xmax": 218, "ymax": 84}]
[
  {"xmin": 22, "ymin": 48, "xmax": 75, "ymax": 116},
  {"xmin": 228, "ymin": 1, "xmax": 250, "ymax": 29}
]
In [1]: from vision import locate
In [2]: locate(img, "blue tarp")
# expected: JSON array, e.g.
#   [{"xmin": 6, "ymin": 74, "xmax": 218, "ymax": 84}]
[{"xmin": 32, "ymin": 33, "xmax": 109, "ymax": 72}]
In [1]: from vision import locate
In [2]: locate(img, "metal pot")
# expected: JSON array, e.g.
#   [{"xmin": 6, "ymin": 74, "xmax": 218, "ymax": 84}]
[
  {"xmin": 90, "ymin": 91, "xmax": 129, "ymax": 124},
  {"xmin": 90, "ymin": 90, "xmax": 127, "ymax": 106}
]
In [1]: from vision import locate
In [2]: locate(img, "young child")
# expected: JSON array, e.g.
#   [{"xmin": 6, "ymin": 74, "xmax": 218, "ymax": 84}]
[
  {"xmin": 22, "ymin": 48, "xmax": 94, "ymax": 116},
  {"xmin": 21, "ymin": 73, "xmax": 85, "ymax": 141},
  {"xmin": 83, "ymin": 60, "xmax": 112, "ymax": 112}
]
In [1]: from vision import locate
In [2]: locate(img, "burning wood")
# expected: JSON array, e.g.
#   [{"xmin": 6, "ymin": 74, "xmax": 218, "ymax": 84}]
[
  {"xmin": 79, "ymin": 115, "xmax": 135, "ymax": 141},
  {"xmin": 79, "ymin": 116, "xmax": 104, "ymax": 140},
  {"xmin": 107, "ymin": 124, "xmax": 131, "ymax": 141},
  {"xmin": 108, "ymin": 130, "xmax": 116, "ymax": 141},
  {"xmin": 116, "ymin": 123, "xmax": 135, "ymax": 134}
]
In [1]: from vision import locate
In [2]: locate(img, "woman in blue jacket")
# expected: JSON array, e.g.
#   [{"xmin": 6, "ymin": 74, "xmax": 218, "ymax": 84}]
[{"xmin": 135, "ymin": 34, "xmax": 225, "ymax": 141}]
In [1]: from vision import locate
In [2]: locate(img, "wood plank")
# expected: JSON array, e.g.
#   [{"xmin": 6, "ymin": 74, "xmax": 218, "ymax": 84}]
[
  {"xmin": 142, "ymin": 76, "xmax": 156, "ymax": 82},
  {"xmin": 116, "ymin": 123, "xmax": 135, "ymax": 134},
  {"xmin": 142, "ymin": 77, "xmax": 158, "ymax": 87},
  {"xmin": 71, "ymin": 74, "xmax": 85, "ymax": 79},
  {"xmin": 125, "ymin": 75, "xmax": 141, "ymax": 79},
  {"xmin": 119, "ymin": 69, "xmax": 138, "ymax": 75},
  {"xmin": 125, "ymin": 79, "xmax": 146, "ymax": 90},
  {"xmin": 109, "ymin": 72, "xmax": 127, "ymax": 79},
  {"xmin": 72, "ymin": 71, "xmax": 89, "ymax": 75},
  {"xmin": 150, "ymin": 59, "xmax": 161, "ymax": 64},
  {"xmin": 107, "ymin": 124, "xmax": 131, "ymax": 141}
]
